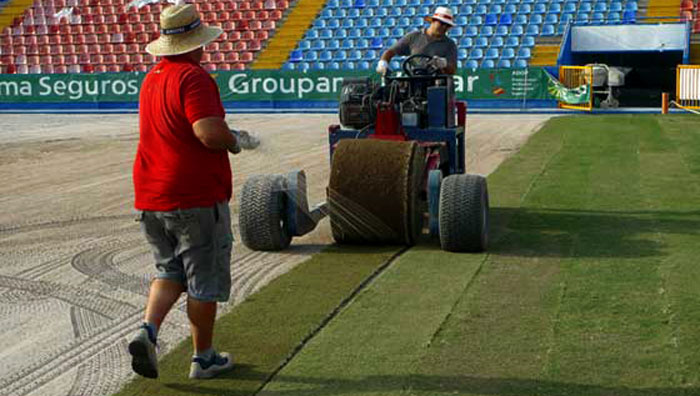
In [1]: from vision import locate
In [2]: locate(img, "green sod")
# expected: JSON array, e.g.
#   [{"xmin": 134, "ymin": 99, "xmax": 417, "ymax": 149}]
[
  {"xmin": 258, "ymin": 115, "xmax": 700, "ymax": 395},
  {"xmin": 113, "ymin": 246, "xmax": 401, "ymax": 396}
]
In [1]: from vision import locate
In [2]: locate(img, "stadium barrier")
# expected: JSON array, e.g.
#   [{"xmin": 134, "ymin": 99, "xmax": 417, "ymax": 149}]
[
  {"xmin": 0, "ymin": 68, "xmax": 555, "ymax": 111},
  {"xmin": 676, "ymin": 64, "xmax": 700, "ymax": 109}
]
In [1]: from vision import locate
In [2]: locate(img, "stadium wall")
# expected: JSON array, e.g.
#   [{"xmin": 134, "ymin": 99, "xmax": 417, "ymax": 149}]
[{"xmin": 0, "ymin": 68, "xmax": 556, "ymax": 112}]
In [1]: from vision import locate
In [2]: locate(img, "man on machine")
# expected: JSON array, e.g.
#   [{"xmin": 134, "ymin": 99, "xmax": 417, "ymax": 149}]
[{"xmin": 376, "ymin": 6, "xmax": 458, "ymax": 76}]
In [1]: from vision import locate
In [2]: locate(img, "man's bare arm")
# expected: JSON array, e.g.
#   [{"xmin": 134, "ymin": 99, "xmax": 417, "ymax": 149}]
[{"xmin": 193, "ymin": 117, "xmax": 240, "ymax": 154}]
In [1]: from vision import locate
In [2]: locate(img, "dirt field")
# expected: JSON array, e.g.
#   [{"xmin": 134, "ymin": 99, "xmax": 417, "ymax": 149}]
[{"xmin": 0, "ymin": 113, "xmax": 551, "ymax": 396}]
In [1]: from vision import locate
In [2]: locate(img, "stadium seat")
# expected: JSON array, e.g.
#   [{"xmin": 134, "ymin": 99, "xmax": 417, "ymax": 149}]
[
  {"xmin": 514, "ymin": 58, "xmax": 527, "ymax": 68},
  {"xmin": 470, "ymin": 48, "xmax": 483, "ymax": 59},
  {"xmin": 542, "ymin": 24, "xmax": 555, "ymax": 35},
  {"xmin": 289, "ymin": 50, "xmax": 302, "ymax": 62},
  {"xmin": 497, "ymin": 59, "xmax": 511, "ymax": 68},
  {"xmin": 475, "ymin": 37, "xmax": 488, "ymax": 47},
  {"xmin": 622, "ymin": 10, "xmax": 635, "ymax": 23},
  {"xmin": 466, "ymin": 59, "xmax": 478, "ymax": 68},
  {"xmin": 501, "ymin": 47, "xmax": 515, "ymax": 59},
  {"xmin": 518, "ymin": 47, "xmax": 531, "ymax": 58},
  {"xmin": 481, "ymin": 59, "xmax": 495, "ymax": 68}
]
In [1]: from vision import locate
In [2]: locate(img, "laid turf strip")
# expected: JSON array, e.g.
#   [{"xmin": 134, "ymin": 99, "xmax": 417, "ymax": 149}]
[
  {"xmin": 114, "ymin": 246, "xmax": 400, "ymax": 396},
  {"xmin": 259, "ymin": 115, "xmax": 700, "ymax": 395}
]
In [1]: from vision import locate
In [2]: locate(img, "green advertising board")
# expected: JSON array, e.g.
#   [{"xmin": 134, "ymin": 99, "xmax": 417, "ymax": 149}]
[{"xmin": 0, "ymin": 68, "xmax": 553, "ymax": 105}]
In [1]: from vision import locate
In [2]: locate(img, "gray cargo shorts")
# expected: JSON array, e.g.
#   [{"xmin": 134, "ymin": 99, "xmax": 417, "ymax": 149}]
[{"xmin": 138, "ymin": 201, "xmax": 233, "ymax": 302}]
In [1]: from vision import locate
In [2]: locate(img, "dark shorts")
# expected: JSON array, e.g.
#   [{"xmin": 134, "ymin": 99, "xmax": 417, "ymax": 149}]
[{"xmin": 139, "ymin": 201, "xmax": 233, "ymax": 302}]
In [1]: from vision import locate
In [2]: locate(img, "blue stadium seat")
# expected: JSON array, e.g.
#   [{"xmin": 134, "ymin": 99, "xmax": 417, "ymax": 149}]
[
  {"xmin": 342, "ymin": 38, "xmax": 354, "ymax": 48},
  {"xmin": 298, "ymin": 62, "xmax": 311, "ymax": 71},
  {"xmin": 607, "ymin": 12, "xmax": 621, "ymax": 23},
  {"xmin": 349, "ymin": 28, "xmax": 362, "ymax": 38},
  {"xmin": 625, "ymin": 1, "xmax": 637, "ymax": 11},
  {"xmin": 563, "ymin": 1, "xmax": 576, "ymax": 12},
  {"xmin": 411, "ymin": 16, "xmax": 424, "ymax": 26},
  {"xmin": 485, "ymin": 13, "xmax": 498, "ymax": 25},
  {"xmin": 399, "ymin": 17, "xmax": 411, "ymax": 27},
  {"xmin": 499, "ymin": 13, "xmax": 513, "ymax": 25},
  {"xmin": 348, "ymin": 50, "xmax": 362, "ymax": 60},
  {"xmin": 497, "ymin": 59, "xmax": 512, "ymax": 68},
  {"xmin": 358, "ymin": 61, "xmax": 371, "ymax": 69},
  {"xmin": 545, "ymin": 14, "xmax": 558, "ymax": 24},
  {"xmin": 491, "ymin": 36, "xmax": 504, "ymax": 47},
  {"xmin": 456, "ymin": 15, "xmax": 469, "ymax": 26},
  {"xmin": 354, "ymin": 0, "xmax": 366, "ymax": 7},
  {"xmin": 335, "ymin": 29, "xmax": 348, "ymax": 38},
  {"xmin": 450, "ymin": 26, "xmax": 464, "ymax": 36},
  {"xmin": 329, "ymin": 61, "xmax": 341, "ymax": 70},
  {"xmin": 376, "ymin": 8, "xmax": 388, "ymax": 16},
  {"xmin": 622, "ymin": 10, "xmax": 636, "ymax": 23},
  {"xmin": 493, "ymin": 25, "xmax": 508, "ymax": 36},
  {"xmin": 328, "ymin": 0, "xmax": 339, "ymax": 8},
  {"xmin": 299, "ymin": 40, "xmax": 311, "ymax": 50},
  {"xmin": 470, "ymin": 16, "xmax": 483, "ymax": 25},
  {"xmin": 385, "ymin": 17, "xmax": 397, "ymax": 26},
  {"xmin": 371, "ymin": 37, "xmax": 383, "ymax": 48},
  {"xmin": 328, "ymin": 39, "xmax": 341, "ymax": 49},
  {"xmin": 518, "ymin": 4, "xmax": 531, "ymax": 13},
  {"xmin": 409, "ymin": 0, "xmax": 421, "ymax": 5},
  {"xmin": 364, "ymin": 49, "xmax": 378, "ymax": 59},
  {"xmin": 475, "ymin": 37, "xmax": 489, "ymax": 47},
  {"xmin": 390, "ymin": 7, "xmax": 402, "ymax": 16},
  {"xmin": 557, "ymin": 23, "xmax": 568, "ymax": 34},
  {"xmin": 505, "ymin": 4, "xmax": 517, "ymax": 13},
  {"xmin": 505, "ymin": 36, "xmax": 519, "ymax": 47},
  {"xmin": 356, "ymin": 38, "xmax": 369, "ymax": 48},
  {"xmin": 390, "ymin": 59, "xmax": 401, "ymax": 69},
  {"xmin": 391, "ymin": 27, "xmax": 405, "ymax": 36},
  {"xmin": 560, "ymin": 12, "xmax": 574, "ymax": 24},
  {"xmin": 364, "ymin": 27, "xmax": 376, "ymax": 36},
  {"xmin": 510, "ymin": 25, "xmax": 524, "ymax": 35},
  {"xmin": 482, "ymin": 59, "xmax": 495, "ymax": 68},
  {"xmin": 522, "ymin": 36, "xmax": 535, "ymax": 46},
  {"xmin": 343, "ymin": 61, "xmax": 356, "ymax": 69},
  {"xmin": 312, "ymin": 61, "xmax": 325, "ymax": 70},
  {"xmin": 356, "ymin": 18, "xmax": 368, "ymax": 28},
  {"xmin": 370, "ymin": 17, "xmax": 383, "ymax": 27},
  {"xmin": 329, "ymin": 19, "xmax": 342, "ymax": 29},
  {"xmin": 489, "ymin": 4, "xmax": 502, "ymax": 13},
  {"xmin": 534, "ymin": 3, "xmax": 546, "ymax": 13},
  {"xmin": 458, "ymin": 48, "xmax": 468, "ymax": 59},
  {"xmin": 542, "ymin": 24, "xmax": 555, "ymax": 35},
  {"xmin": 515, "ymin": 14, "xmax": 528, "ymax": 24},
  {"xmin": 322, "ymin": 9, "xmax": 333, "ymax": 18},
  {"xmin": 518, "ymin": 47, "xmax": 531, "ymax": 58},
  {"xmin": 460, "ymin": 5, "xmax": 473, "ymax": 14},
  {"xmin": 591, "ymin": 12, "xmax": 604, "ymax": 23},
  {"xmin": 579, "ymin": 3, "xmax": 592, "ymax": 12},
  {"xmin": 530, "ymin": 14, "xmax": 543, "ymax": 24},
  {"xmin": 459, "ymin": 37, "xmax": 473, "ymax": 46},
  {"xmin": 610, "ymin": 2, "xmax": 623, "ymax": 12},
  {"xmin": 343, "ymin": 18, "xmax": 354, "ymax": 28},
  {"xmin": 514, "ymin": 59, "xmax": 528, "ymax": 68},
  {"xmin": 334, "ymin": 50, "xmax": 348, "ymax": 60},
  {"xmin": 312, "ymin": 39, "xmax": 325, "ymax": 49},
  {"xmin": 395, "ymin": 0, "xmax": 407, "ymax": 6},
  {"xmin": 361, "ymin": 7, "xmax": 374, "ymax": 16},
  {"xmin": 480, "ymin": 25, "xmax": 494, "ymax": 36},
  {"xmin": 341, "ymin": 0, "xmax": 352, "ymax": 7},
  {"xmin": 466, "ymin": 59, "xmax": 479, "ymax": 68},
  {"xmin": 594, "ymin": 2, "xmax": 607, "ymax": 12},
  {"xmin": 404, "ymin": 7, "xmax": 416, "ymax": 16},
  {"xmin": 305, "ymin": 51, "xmax": 319, "ymax": 61},
  {"xmin": 282, "ymin": 62, "xmax": 295, "ymax": 70},
  {"xmin": 387, "ymin": 38, "xmax": 398, "ymax": 47},
  {"xmin": 419, "ymin": 5, "xmax": 431, "ymax": 14},
  {"xmin": 576, "ymin": 13, "xmax": 590, "ymax": 23},
  {"xmin": 466, "ymin": 26, "xmax": 479, "ymax": 36},
  {"xmin": 475, "ymin": 4, "xmax": 488, "ymax": 14},
  {"xmin": 485, "ymin": 48, "xmax": 499, "ymax": 59},
  {"xmin": 470, "ymin": 48, "xmax": 484, "ymax": 59},
  {"xmin": 289, "ymin": 50, "xmax": 304, "ymax": 62},
  {"xmin": 334, "ymin": 8, "xmax": 347, "ymax": 17},
  {"xmin": 549, "ymin": 3, "xmax": 561, "ymax": 12},
  {"xmin": 320, "ymin": 29, "xmax": 333, "ymax": 38},
  {"xmin": 501, "ymin": 47, "xmax": 515, "ymax": 58},
  {"xmin": 306, "ymin": 29, "xmax": 319, "ymax": 40}
]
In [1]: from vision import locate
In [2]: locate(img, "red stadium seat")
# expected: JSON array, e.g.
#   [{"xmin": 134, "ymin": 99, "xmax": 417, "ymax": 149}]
[
  {"xmin": 240, "ymin": 52, "xmax": 253, "ymax": 63},
  {"xmin": 118, "ymin": 13, "xmax": 128, "ymax": 24},
  {"xmin": 28, "ymin": 55, "xmax": 40, "ymax": 65},
  {"xmin": 132, "ymin": 53, "xmax": 143, "ymax": 63},
  {"xmin": 49, "ymin": 34, "xmax": 61, "ymax": 45},
  {"xmin": 242, "ymin": 30, "xmax": 254, "ymax": 40},
  {"xmin": 14, "ymin": 54, "xmax": 26, "ymax": 64},
  {"xmin": 201, "ymin": 52, "xmax": 211, "ymax": 62},
  {"xmin": 206, "ymin": 42, "xmax": 220, "ymax": 51},
  {"xmin": 262, "ymin": 20, "xmax": 275, "ymax": 30},
  {"xmin": 54, "ymin": 65, "xmax": 68, "ymax": 73},
  {"xmin": 95, "ymin": 65, "xmax": 107, "ymax": 72},
  {"xmin": 39, "ymin": 45, "xmax": 50, "ymax": 55},
  {"xmin": 107, "ymin": 64, "xmax": 120, "ymax": 72},
  {"xmin": 114, "ymin": 43, "xmax": 126, "ymax": 53},
  {"xmin": 247, "ymin": 39, "xmax": 261, "ymax": 51},
  {"xmin": 239, "ymin": 1, "xmax": 251, "ymax": 10},
  {"xmin": 226, "ymin": 1, "xmax": 238, "ymax": 11},
  {"xmin": 257, "ymin": 10, "xmax": 269, "ymax": 19},
  {"xmin": 50, "ymin": 45, "xmax": 63, "ymax": 55},
  {"xmin": 214, "ymin": 1, "xmax": 225, "ymax": 11},
  {"xmin": 91, "ymin": 54, "xmax": 103, "ymax": 63},
  {"xmin": 84, "ymin": 25, "xmax": 96, "ymax": 34},
  {"xmin": 127, "ymin": 43, "xmax": 139, "ymax": 53},
  {"xmin": 233, "ymin": 62, "xmax": 245, "ymax": 70},
  {"xmin": 103, "ymin": 43, "xmax": 114, "ymax": 53},
  {"xmin": 256, "ymin": 30, "xmax": 268, "ymax": 40},
  {"xmin": 122, "ymin": 64, "xmax": 133, "ymax": 72},
  {"xmin": 27, "ymin": 45, "xmax": 39, "ymax": 54},
  {"xmin": 117, "ymin": 53, "xmax": 129, "ymax": 64},
  {"xmin": 211, "ymin": 51, "xmax": 224, "ymax": 63},
  {"xmin": 83, "ymin": 64, "xmax": 94, "ymax": 72},
  {"xmin": 225, "ymin": 51, "xmax": 239, "ymax": 62},
  {"xmin": 97, "ymin": 24, "xmax": 108, "ymax": 34},
  {"xmin": 40, "ymin": 55, "xmax": 52, "ymax": 64},
  {"xmin": 252, "ymin": 1, "xmax": 264, "ymax": 10},
  {"xmin": 681, "ymin": 0, "xmax": 694, "ymax": 11},
  {"xmin": 228, "ymin": 30, "xmax": 241, "ymax": 40},
  {"xmin": 218, "ymin": 63, "xmax": 231, "ymax": 70},
  {"xmin": 235, "ymin": 41, "xmax": 247, "ymax": 51},
  {"xmin": 62, "ymin": 44, "xmax": 75, "ymax": 54},
  {"xmin": 203, "ymin": 63, "xmax": 216, "ymax": 71},
  {"xmin": 276, "ymin": 0, "xmax": 288, "ymax": 9},
  {"xmin": 221, "ymin": 41, "xmax": 233, "ymax": 51},
  {"xmin": 242, "ymin": 10, "xmax": 255, "ymax": 19},
  {"xmin": 88, "ymin": 43, "xmax": 101, "ymax": 53},
  {"xmin": 236, "ymin": 20, "xmax": 249, "ymax": 30},
  {"xmin": 682, "ymin": 10, "xmax": 693, "ymax": 21},
  {"xmin": 135, "ymin": 64, "xmax": 148, "ymax": 72},
  {"xmin": 66, "ymin": 54, "xmax": 78, "ymax": 64}
]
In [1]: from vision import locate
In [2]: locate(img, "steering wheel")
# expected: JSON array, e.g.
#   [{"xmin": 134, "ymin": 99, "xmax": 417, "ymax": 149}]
[{"xmin": 402, "ymin": 54, "xmax": 439, "ymax": 77}]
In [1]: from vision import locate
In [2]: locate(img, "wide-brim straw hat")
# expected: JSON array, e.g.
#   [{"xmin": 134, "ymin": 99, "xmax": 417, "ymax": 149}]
[
  {"xmin": 146, "ymin": 3, "xmax": 223, "ymax": 56},
  {"xmin": 424, "ymin": 6, "xmax": 455, "ymax": 26}
]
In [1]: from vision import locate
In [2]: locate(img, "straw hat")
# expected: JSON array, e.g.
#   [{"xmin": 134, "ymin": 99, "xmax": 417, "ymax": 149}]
[
  {"xmin": 424, "ymin": 6, "xmax": 455, "ymax": 26},
  {"xmin": 145, "ymin": 2, "xmax": 223, "ymax": 56}
]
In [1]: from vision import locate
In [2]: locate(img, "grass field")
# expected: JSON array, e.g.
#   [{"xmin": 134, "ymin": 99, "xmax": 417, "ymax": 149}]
[{"xmin": 116, "ymin": 114, "xmax": 700, "ymax": 396}]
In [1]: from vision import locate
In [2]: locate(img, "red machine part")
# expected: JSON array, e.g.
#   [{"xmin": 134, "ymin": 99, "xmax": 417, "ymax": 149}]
[{"xmin": 372, "ymin": 102, "xmax": 406, "ymax": 141}]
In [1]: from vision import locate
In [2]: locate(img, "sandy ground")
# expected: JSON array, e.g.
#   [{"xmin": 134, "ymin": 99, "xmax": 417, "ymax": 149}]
[{"xmin": 0, "ymin": 113, "xmax": 551, "ymax": 396}]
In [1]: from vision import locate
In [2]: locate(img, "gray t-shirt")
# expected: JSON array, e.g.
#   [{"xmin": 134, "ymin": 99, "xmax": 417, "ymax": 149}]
[{"xmin": 388, "ymin": 29, "xmax": 458, "ymax": 70}]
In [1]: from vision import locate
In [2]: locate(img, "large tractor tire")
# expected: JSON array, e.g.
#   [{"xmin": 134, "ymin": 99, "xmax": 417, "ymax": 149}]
[
  {"xmin": 439, "ymin": 174, "xmax": 489, "ymax": 252},
  {"xmin": 328, "ymin": 139, "xmax": 424, "ymax": 245},
  {"xmin": 239, "ymin": 174, "xmax": 292, "ymax": 251}
]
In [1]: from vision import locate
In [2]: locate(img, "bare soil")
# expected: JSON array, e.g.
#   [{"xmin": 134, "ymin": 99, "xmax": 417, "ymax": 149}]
[{"xmin": 0, "ymin": 112, "xmax": 551, "ymax": 396}]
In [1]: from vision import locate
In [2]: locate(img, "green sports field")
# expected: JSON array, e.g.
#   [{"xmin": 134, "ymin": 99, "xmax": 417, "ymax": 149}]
[{"xmin": 116, "ymin": 114, "xmax": 700, "ymax": 396}]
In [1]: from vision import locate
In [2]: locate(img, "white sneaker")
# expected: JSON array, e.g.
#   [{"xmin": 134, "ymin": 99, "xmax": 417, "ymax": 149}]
[
  {"xmin": 189, "ymin": 352, "xmax": 234, "ymax": 379},
  {"xmin": 128, "ymin": 326, "xmax": 158, "ymax": 378}
]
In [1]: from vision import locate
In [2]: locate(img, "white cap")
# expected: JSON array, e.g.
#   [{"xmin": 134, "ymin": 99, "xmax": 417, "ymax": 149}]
[{"xmin": 424, "ymin": 6, "xmax": 455, "ymax": 26}]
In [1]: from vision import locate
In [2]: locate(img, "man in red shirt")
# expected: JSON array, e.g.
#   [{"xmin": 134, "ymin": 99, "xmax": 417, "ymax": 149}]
[{"xmin": 129, "ymin": 1, "xmax": 239, "ymax": 380}]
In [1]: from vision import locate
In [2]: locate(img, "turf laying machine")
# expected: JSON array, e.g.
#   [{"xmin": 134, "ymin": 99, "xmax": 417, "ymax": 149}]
[{"xmin": 239, "ymin": 55, "xmax": 489, "ymax": 252}]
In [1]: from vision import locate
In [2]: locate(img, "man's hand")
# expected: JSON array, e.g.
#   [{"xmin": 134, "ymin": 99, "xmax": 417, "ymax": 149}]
[
  {"xmin": 432, "ymin": 56, "xmax": 448, "ymax": 69},
  {"xmin": 229, "ymin": 129, "xmax": 242, "ymax": 154},
  {"xmin": 192, "ymin": 117, "xmax": 240, "ymax": 154},
  {"xmin": 376, "ymin": 59, "xmax": 389, "ymax": 75}
]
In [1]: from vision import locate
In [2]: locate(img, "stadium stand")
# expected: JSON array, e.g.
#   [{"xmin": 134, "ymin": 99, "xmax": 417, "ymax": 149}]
[
  {"xmin": 0, "ymin": 0, "xmax": 291, "ymax": 73},
  {"xmin": 281, "ymin": 0, "xmax": 641, "ymax": 71}
]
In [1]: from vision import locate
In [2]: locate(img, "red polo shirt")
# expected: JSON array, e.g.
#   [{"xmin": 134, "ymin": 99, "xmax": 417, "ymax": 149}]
[{"xmin": 133, "ymin": 55, "xmax": 232, "ymax": 211}]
